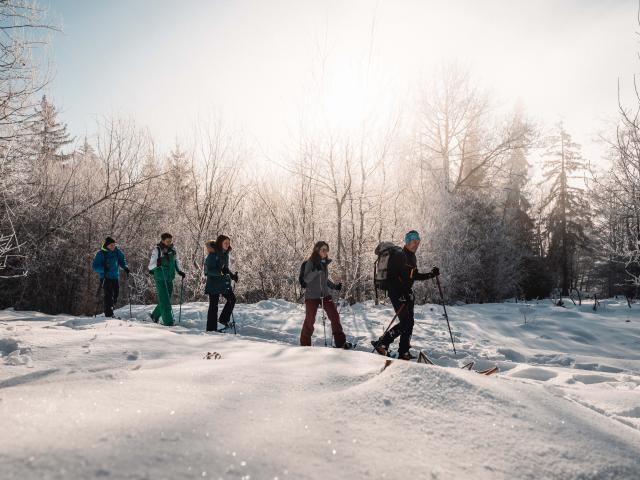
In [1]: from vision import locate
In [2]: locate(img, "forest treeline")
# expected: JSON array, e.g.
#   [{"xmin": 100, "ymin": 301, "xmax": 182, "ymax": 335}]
[{"xmin": 0, "ymin": 1, "xmax": 638, "ymax": 314}]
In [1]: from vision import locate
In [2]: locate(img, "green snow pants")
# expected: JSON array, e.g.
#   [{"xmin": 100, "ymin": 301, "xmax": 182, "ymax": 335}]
[{"xmin": 152, "ymin": 273, "xmax": 174, "ymax": 326}]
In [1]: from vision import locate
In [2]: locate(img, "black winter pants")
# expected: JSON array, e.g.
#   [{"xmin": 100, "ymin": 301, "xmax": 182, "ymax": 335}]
[
  {"xmin": 103, "ymin": 278, "xmax": 119, "ymax": 318},
  {"xmin": 380, "ymin": 292, "xmax": 415, "ymax": 355},
  {"xmin": 207, "ymin": 291, "xmax": 236, "ymax": 331}
]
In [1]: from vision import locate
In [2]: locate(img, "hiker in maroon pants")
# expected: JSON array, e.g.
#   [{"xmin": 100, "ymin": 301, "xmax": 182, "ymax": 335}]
[{"xmin": 299, "ymin": 241, "xmax": 352, "ymax": 349}]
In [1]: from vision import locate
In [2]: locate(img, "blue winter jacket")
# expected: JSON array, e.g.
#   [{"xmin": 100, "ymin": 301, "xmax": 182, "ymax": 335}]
[{"xmin": 92, "ymin": 245, "xmax": 128, "ymax": 280}]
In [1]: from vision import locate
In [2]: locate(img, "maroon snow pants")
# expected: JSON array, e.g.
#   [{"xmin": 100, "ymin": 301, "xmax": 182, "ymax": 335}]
[{"xmin": 300, "ymin": 297, "xmax": 346, "ymax": 347}]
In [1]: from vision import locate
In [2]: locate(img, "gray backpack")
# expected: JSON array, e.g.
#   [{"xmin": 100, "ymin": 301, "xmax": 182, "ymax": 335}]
[{"xmin": 374, "ymin": 242, "xmax": 401, "ymax": 294}]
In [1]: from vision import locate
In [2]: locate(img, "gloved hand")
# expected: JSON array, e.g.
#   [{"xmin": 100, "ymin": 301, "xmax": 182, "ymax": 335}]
[
  {"xmin": 431, "ymin": 266, "xmax": 440, "ymax": 277},
  {"xmin": 334, "ymin": 282, "xmax": 343, "ymax": 291},
  {"xmin": 230, "ymin": 272, "xmax": 239, "ymax": 282},
  {"xmin": 148, "ymin": 269, "xmax": 154, "ymax": 276},
  {"xmin": 177, "ymin": 270, "xmax": 186, "ymax": 278},
  {"xmin": 156, "ymin": 258, "xmax": 162, "ymax": 267},
  {"xmin": 124, "ymin": 267, "xmax": 130, "ymax": 275},
  {"xmin": 400, "ymin": 291, "xmax": 415, "ymax": 303}
]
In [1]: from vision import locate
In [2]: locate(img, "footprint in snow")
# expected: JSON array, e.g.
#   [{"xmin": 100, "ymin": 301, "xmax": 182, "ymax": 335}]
[
  {"xmin": 617, "ymin": 406, "xmax": 640, "ymax": 418},
  {"xmin": 510, "ymin": 367, "xmax": 558, "ymax": 382},
  {"xmin": 124, "ymin": 350, "xmax": 140, "ymax": 361},
  {"xmin": 571, "ymin": 374, "xmax": 613, "ymax": 385}
]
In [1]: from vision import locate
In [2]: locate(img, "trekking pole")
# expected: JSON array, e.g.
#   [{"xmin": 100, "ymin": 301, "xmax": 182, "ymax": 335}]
[
  {"xmin": 371, "ymin": 303, "xmax": 405, "ymax": 353},
  {"xmin": 178, "ymin": 275, "xmax": 184, "ymax": 324},
  {"xmin": 320, "ymin": 269, "xmax": 327, "ymax": 347},
  {"xmin": 230, "ymin": 280, "xmax": 237, "ymax": 335},
  {"xmin": 94, "ymin": 281, "xmax": 103, "ymax": 317},
  {"xmin": 435, "ymin": 275, "xmax": 456, "ymax": 355},
  {"xmin": 128, "ymin": 274, "xmax": 133, "ymax": 320}
]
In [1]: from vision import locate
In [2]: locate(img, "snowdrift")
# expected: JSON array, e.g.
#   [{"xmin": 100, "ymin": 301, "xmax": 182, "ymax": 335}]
[{"xmin": 1, "ymin": 299, "xmax": 639, "ymax": 479}]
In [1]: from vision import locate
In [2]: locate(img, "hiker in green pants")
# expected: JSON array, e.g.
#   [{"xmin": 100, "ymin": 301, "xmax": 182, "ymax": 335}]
[{"xmin": 147, "ymin": 232, "xmax": 186, "ymax": 326}]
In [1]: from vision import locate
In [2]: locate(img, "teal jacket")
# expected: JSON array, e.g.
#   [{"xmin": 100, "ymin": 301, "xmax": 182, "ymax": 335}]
[
  {"xmin": 92, "ymin": 245, "xmax": 128, "ymax": 280},
  {"xmin": 204, "ymin": 250, "xmax": 231, "ymax": 295}
]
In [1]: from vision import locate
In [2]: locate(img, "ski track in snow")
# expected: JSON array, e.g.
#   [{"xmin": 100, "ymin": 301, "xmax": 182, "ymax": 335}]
[{"xmin": 1, "ymin": 298, "xmax": 639, "ymax": 479}]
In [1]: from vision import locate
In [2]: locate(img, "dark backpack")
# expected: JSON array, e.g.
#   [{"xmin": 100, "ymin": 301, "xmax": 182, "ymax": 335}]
[
  {"xmin": 298, "ymin": 260, "xmax": 307, "ymax": 288},
  {"xmin": 374, "ymin": 242, "xmax": 401, "ymax": 293}
]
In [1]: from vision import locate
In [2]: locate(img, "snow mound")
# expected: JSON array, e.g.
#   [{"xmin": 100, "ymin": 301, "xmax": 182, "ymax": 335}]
[{"xmin": 1, "ymin": 299, "xmax": 639, "ymax": 479}]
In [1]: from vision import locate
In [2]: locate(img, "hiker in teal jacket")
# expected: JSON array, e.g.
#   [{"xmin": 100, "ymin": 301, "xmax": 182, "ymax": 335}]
[
  {"xmin": 204, "ymin": 235, "xmax": 238, "ymax": 332},
  {"xmin": 148, "ymin": 233, "xmax": 185, "ymax": 326},
  {"xmin": 92, "ymin": 236, "xmax": 129, "ymax": 317}
]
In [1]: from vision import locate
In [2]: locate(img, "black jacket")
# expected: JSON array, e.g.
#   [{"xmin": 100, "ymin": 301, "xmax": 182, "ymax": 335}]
[{"xmin": 387, "ymin": 247, "xmax": 434, "ymax": 295}]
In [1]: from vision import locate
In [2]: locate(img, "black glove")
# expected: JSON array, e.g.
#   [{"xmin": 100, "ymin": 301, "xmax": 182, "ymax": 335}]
[
  {"xmin": 124, "ymin": 267, "xmax": 130, "ymax": 275},
  {"xmin": 222, "ymin": 266, "xmax": 231, "ymax": 275},
  {"xmin": 156, "ymin": 258, "xmax": 162, "ymax": 267},
  {"xmin": 431, "ymin": 266, "xmax": 440, "ymax": 277},
  {"xmin": 177, "ymin": 270, "xmax": 186, "ymax": 278},
  {"xmin": 230, "ymin": 272, "xmax": 239, "ymax": 282},
  {"xmin": 334, "ymin": 282, "xmax": 343, "ymax": 291}
]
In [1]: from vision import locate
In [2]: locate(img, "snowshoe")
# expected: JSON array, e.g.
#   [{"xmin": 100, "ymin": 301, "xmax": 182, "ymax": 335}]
[
  {"xmin": 148, "ymin": 313, "xmax": 159, "ymax": 324},
  {"xmin": 217, "ymin": 320, "xmax": 236, "ymax": 333},
  {"xmin": 417, "ymin": 351, "xmax": 435, "ymax": 364},
  {"xmin": 336, "ymin": 341, "xmax": 354, "ymax": 350},
  {"xmin": 371, "ymin": 340, "xmax": 389, "ymax": 356},
  {"xmin": 462, "ymin": 361, "xmax": 475, "ymax": 370},
  {"xmin": 397, "ymin": 351, "xmax": 416, "ymax": 361},
  {"xmin": 476, "ymin": 366, "xmax": 499, "ymax": 376}
]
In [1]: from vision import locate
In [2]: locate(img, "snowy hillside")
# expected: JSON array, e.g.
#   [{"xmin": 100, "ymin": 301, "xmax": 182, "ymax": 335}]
[{"xmin": 1, "ymin": 299, "xmax": 639, "ymax": 479}]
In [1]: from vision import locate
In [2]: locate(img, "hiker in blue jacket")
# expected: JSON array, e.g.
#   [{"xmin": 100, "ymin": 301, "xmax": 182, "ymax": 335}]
[{"xmin": 92, "ymin": 236, "xmax": 129, "ymax": 317}]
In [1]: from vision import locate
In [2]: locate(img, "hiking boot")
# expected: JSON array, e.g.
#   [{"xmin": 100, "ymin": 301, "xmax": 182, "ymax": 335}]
[
  {"xmin": 398, "ymin": 351, "xmax": 416, "ymax": 361},
  {"xmin": 371, "ymin": 340, "xmax": 389, "ymax": 356},
  {"xmin": 149, "ymin": 313, "xmax": 159, "ymax": 323},
  {"xmin": 336, "ymin": 341, "xmax": 354, "ymax": 350}
]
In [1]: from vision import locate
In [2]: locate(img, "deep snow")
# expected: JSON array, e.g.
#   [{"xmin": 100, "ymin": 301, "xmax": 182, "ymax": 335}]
[{"xmin": 1, "ymin": 298, "xmax": 639, "ymax": 479}]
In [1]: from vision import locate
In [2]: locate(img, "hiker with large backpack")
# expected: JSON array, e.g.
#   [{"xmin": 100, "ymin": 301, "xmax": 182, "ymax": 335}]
[
  {"xmin": 148, "ymin": 233, "xmax": 186, "ymax": 326},
  {"xmin": 204, "ymin": 235, "xmax": 238, "ymax": 332},
  {"xmin": 92, "ymin": 236, "xmax": 130, "ymax": 318},
  {"xmin": 371, "ymin": 230, "xmax": 439, "ymax": 360},
  {"xmin": 299, "ymin": 241, "xmax": 352, "ymax": 349}
]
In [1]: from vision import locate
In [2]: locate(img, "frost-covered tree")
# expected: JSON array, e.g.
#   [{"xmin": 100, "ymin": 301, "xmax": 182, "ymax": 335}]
[
  {"xmin": 0, "ymin": 1, "xmax": 56, "ymax": 279},
  {"xmin": 591, "ymin": 105, "xmax": 640, "ymax": 299}
]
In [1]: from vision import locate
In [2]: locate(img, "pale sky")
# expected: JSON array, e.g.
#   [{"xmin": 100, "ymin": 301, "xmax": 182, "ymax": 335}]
[{"xmin": 46, "ymin": 0, "xmax": 639, "ymax": 165}]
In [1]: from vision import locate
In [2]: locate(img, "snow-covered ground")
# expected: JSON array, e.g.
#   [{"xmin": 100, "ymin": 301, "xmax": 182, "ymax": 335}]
[{"xmin": 1, "ymin": 298, "xmax": 639, "ymax": 479}]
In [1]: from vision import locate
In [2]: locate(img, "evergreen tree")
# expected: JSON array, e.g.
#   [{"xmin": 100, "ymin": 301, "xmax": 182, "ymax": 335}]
[
  {"xmin": 501, "ymin": 109, "xmax": 544, "ymax": 298},
  {"xmin": 31, "ymin": 95, "xmax": 74, "ymax": 163},
  {"xmin": 541, "ymin": 124, "xmax": 591, "ymax": 295}
]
